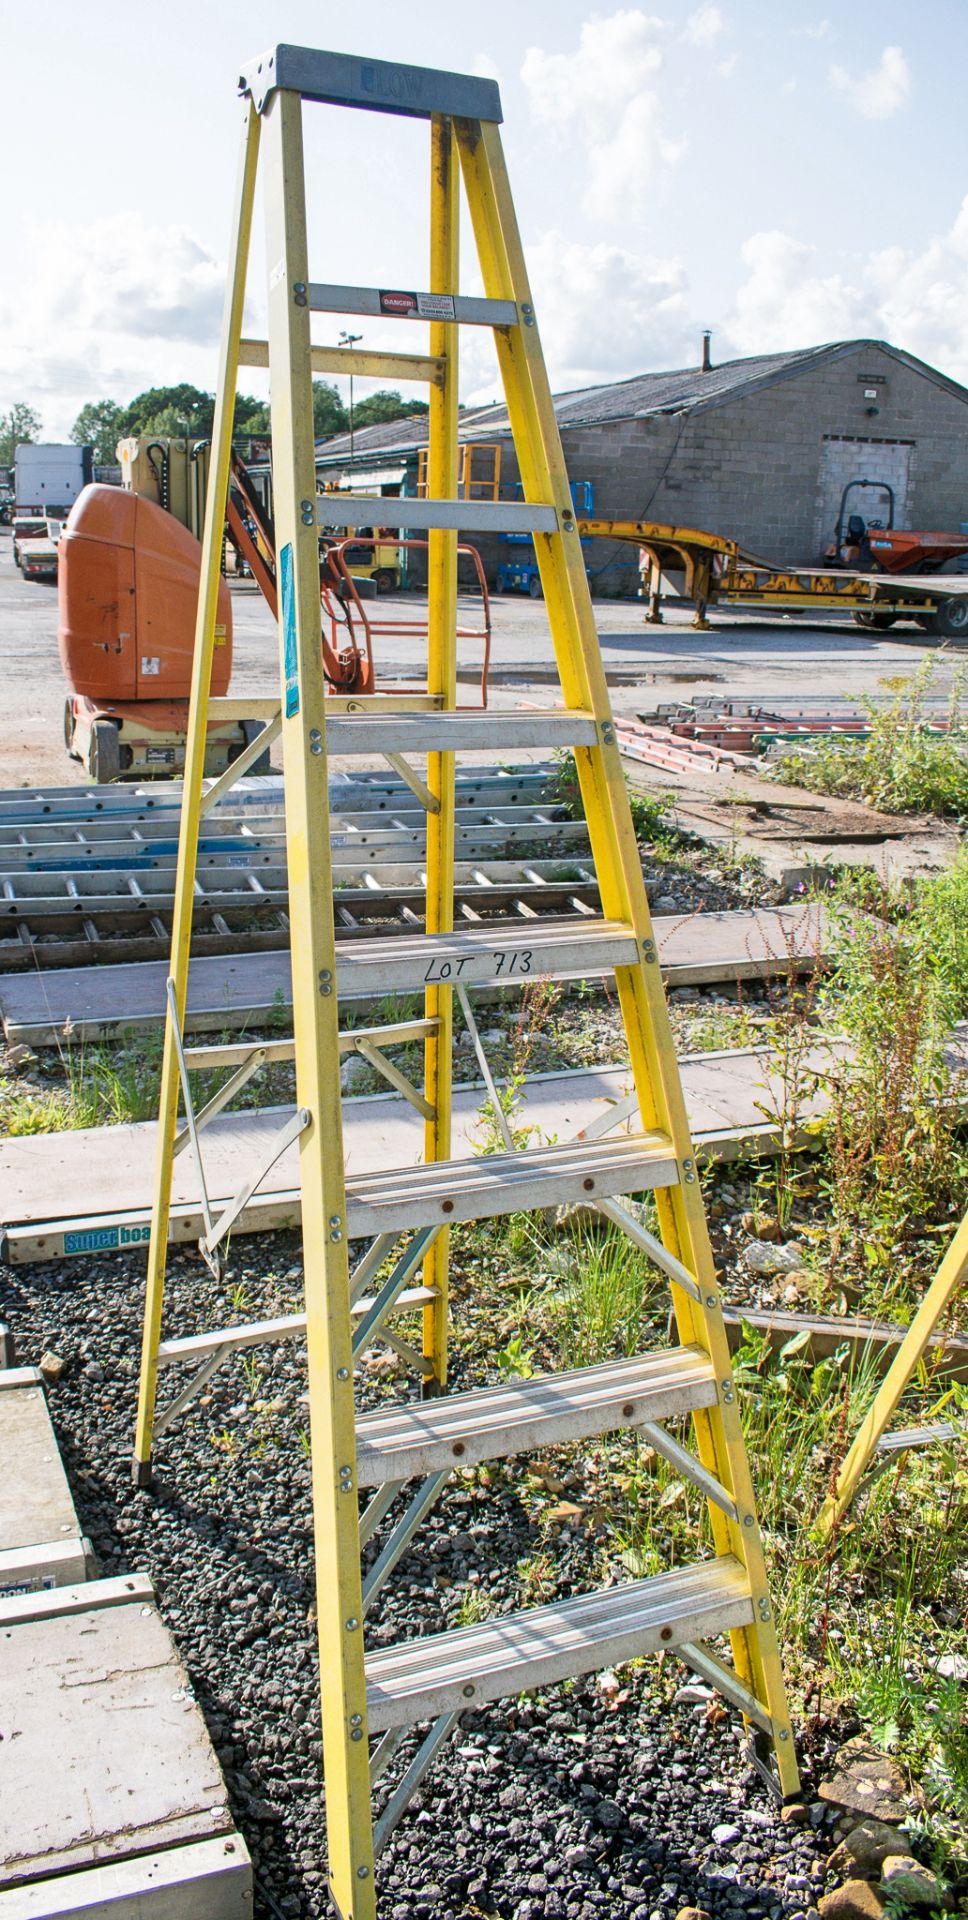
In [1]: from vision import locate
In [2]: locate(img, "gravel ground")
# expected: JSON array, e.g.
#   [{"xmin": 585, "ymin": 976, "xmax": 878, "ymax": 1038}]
[{"xmin": 1, "ymin": 1239, "xmax": 841, "ymax": 1920}]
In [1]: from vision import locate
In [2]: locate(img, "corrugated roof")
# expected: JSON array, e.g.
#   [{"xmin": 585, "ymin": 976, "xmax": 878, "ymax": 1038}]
[{"xmin": 314, "ymin": 339, "xmax": 968, "ymax": 463}]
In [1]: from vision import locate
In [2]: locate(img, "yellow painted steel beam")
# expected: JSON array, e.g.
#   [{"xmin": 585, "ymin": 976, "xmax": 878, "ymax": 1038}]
[
  {"xmin": 821, "ymin": 1208, "xmax": 968, "ymax": 1536},
  {"xmin": 239, "ymin": 335, "xmax": 445, "ymax": 385},
  {"xmin": 262, "ymin": 89, "xmax": 375, "ymax": 1915},
  {"xmin": 132, "ymin": 100, "xmax": 262, "ymax": 1480},
  {"xmin": 422, "ymin": 115, "xmax": 460, "ymax": 1392},
  {"xmin": 456, "ymin": 113, "xmax": 800, "ymax": 1798}
]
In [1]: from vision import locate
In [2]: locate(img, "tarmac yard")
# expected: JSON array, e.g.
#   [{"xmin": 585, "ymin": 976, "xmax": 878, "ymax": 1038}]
[{"xmin": 2, "ymin": 525, "xmax": 965, "ymax": 795}]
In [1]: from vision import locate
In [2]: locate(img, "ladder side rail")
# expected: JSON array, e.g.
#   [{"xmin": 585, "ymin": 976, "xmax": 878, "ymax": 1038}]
[
  {"xmin": 456, "ymin": 116, "xmax": 798, "ymax": 1789},
  {"xmin": 132, "ymin": 100, "xmax": 262, "ymax": 1480},
  {"xmin": 820, "ymin": 1207, "xmax": 968, "ymax": 1534},
  {"xmin": 422, "ymin": 114, "xmax": 461, "ymax": 1393},
  {"xmin": 262, "ymin": 87, "xmax": 376, "ymax": 1913}
]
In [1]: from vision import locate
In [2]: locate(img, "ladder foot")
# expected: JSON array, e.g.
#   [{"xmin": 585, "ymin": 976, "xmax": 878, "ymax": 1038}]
[{"xmin": 131, "ymin": 1455, "xmax": 154, "ymax": 1490}]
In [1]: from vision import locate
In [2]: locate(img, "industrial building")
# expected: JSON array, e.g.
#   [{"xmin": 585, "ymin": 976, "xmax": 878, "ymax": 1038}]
[{"xmin": 315, "ymin": 337, "xmax": 968, "ymax": 588}]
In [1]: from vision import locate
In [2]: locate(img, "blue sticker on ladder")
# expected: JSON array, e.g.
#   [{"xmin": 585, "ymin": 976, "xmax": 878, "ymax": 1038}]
[{"xmin": 281, "ymin": 542, "xmax": 299, "ymax": 717}]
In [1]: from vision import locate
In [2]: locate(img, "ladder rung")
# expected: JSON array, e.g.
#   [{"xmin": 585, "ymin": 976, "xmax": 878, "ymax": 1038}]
[
  {"xmin": 306, "ymin": 283, "xmax": 515, "ymax": 329},
  {"xmin": 319, "ymin": 496, "xmax": 556, "ymax": 535},
  {"xmin": 336, "ymin": 917, "xmax": 639, "ymax": 998},
  {"xmin": 345, "ymin": 1130, "xmax": 677, "ymax": 1240},
  {"xmin": 156, "ymin": 1286, "xmax": 437, "ymax": 1366},
  {"xmin": 241, "ymin": 45, "xmax": 503, "ymax": 125},
  {"xmin": 365, "ymin": 1556, "xmax": 753, "ymax": 1730},
  {"xmin": 238, "ymin": 337, "xmax": 445, "ymax": 386},
  {"xmin": 355, "ymin": 1348, "xmax": 718, "ymax": 1486},
  {"xmin": 323, "ymin": 711, "xmax": 599, "ymax": 755}
]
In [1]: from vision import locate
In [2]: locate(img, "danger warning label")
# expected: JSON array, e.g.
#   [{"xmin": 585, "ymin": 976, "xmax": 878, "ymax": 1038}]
[{"xmin": 379, "ymin": 289, "xmax": 457, "ymax": 321}]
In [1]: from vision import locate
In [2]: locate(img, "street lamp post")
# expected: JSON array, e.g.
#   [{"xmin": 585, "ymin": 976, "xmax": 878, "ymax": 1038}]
[{"xmin": 339, "ymin": 330, "xmax": 363, "ymax": 463}]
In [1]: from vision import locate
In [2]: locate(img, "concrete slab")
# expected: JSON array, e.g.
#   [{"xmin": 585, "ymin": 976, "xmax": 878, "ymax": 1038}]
[
  {"xmin": 0, "ymin": 1372, "xmax": 90, "ymax": 1596},
  {"xmin": 0, "ymin": 1836, "xmax": 253, "ymax": 1919},
  {"xmin": 0, "ymin": 1579, "xmax": 243, "ymax": 1902}
]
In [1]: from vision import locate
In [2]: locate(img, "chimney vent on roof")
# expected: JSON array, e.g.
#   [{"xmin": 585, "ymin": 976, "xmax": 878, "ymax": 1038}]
[{"xmin": 701, "ymin": 330, "xmax": 713, "ymax": 373}]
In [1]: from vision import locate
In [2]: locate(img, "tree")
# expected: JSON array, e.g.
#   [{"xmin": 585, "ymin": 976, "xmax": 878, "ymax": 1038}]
[
  {"xmin": 352, "ymin": 390, "xmax": 429, "ymax": 429},
  {"xmin": 313, "ymin": 380, "xmax": 348, "ymax": 440},
  {"xmin": 122, "ymin": 384, "xmax": 214, "ymax": 438},
  {"xmin": 0, "ymin": 402, "xmax": 42, "ymax": 465},
  {"xmin": 234, "ymin": 392, "xmax": 271, "ymax": 436},
  {"xmin": 70, "ymin": 400, "xmax": 125, "ymax": 465}
]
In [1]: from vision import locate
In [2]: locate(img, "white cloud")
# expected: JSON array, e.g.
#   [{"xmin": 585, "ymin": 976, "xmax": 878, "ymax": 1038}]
[
  {"xmin": 464, "ymin": 230, "xmax": 697, "ymax": 395},
  {"xmin": 0, "ymin": 213, "xmax": 248, "ymax": 436},
  {"xmin": 794, "ymin": 17, "xmax": 831, "ymax": 38},
  {"xmin": 830, "ymin": 45, "xmax": 910, "ymax": 120},
  {"xmin": 521, "ymin": 11, "xmax": 684, "ymax": 221},
  {"xmin": 727, "ymin": 230, "xmax": 865, "ymax": 354},
  {"xmin": 727, "ymin": 199, "xmax": 968, "ymax": 384},
  {"xmin": 685, "ymin": 5, "xmax": 725, "ymax": 46}
]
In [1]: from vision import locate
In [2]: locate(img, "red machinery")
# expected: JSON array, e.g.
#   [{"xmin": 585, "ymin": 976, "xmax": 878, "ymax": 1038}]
[
  {"xmin": 60, "ymin": 486, "xmax": 248, "ymax": 783},
  {"xmin": 58, "ymin": 452, "xmax": 492, "ymax": 781}
]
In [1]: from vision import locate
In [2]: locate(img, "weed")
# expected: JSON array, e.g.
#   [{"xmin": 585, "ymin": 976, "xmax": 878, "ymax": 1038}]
[
  {"xmin": 453, "ymin": 1587, "xmax": 492, "ymax": 1628},
  {"xmin": 770, "ymin": 661, "xmax": 968, "ymax": 818},
  {"xmin": 495, "ymin": 1333, "xmax": 535, "ymax": 1379},
  {"xmin": 818, "ymin": 885, "xmax": 967, "ymax": 1301},
  {"xmin": 516, "ymin": 1549, "xmax": 558, "ymax": 1605},
  {"xmin": 550, "ymin": 1217, "xmax": 661, "ymax": 1368}
]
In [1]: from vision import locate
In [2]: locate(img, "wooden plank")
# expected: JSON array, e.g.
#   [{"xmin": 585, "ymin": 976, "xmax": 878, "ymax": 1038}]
[
  {"xmin": 0, "ymin": 1047, "xmax": 839, "ymax": 1264},
  {"xmin": 721, "ymin": 1307, "xmax": 968, "ymax": 1386},
  {"xmin": 0, "ymin": 906, "xmax": 829, "ymax": 1045}
]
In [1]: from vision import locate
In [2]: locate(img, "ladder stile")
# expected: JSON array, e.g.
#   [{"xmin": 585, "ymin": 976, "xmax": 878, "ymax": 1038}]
[{"xmin": 131, "ymin": 45, "xmax": 801, "ymax": 1920}]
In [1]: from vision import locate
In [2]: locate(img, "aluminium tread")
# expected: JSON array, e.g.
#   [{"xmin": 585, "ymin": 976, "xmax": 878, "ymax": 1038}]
[
  {"xmin": 365, "ymin": 1555, "xmax": 753, "ymax": 1729},
  {"xmin": 354, "ymin": 1348, "xmax": 717, "ymax": 1485},
  {"xmin": 344, "ymin": 1129, "xmax": 676, "ymax": 1238},
  {"xmin": 322, "ymin": 709, "xmax": 598, "ymax": 754}
]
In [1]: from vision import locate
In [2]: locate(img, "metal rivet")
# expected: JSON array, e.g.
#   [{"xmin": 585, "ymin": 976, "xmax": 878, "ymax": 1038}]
[
  {"xmin": 301, "ymin": 499, "xmax": 315, "ymax": 524},
  {"xmin": 642, "ymin": 940, "xmax": 657, "ymax": 963},
  {"xmin": 336, "ymin": 1367, "xmax": 349, "ymax": 1381},
  {"xmin": 330, "ymin": 1215, "xmax": 341, "ymax": 1228},
  {"xmin": 351, "ymin": 1727, "xmax": 363, "ymax": 1740},
  {"xmin": 357, "ymin": 1865, "xmax": 370, "ymax": 1879},
  {"xmin": 441, "ymin": 1199, "xmax": 454, "ymax": 1214},
  {"xmin": 779, "ymin": 1728, "xmax": 790, "ymax": 1741},
  {"xmin": 462, "ymin": 1684, "xmax": 475, "ymax": 1697},
  {"xmin": 350, "ymin": 1713, "xmax": 362, "ymax": 1726},
  {"xmin": 622, "ymin": 1403, "xmax": 635, "ymax": 1417},
  {"xmin": 583, "ymin": 1178, "xmax": 594, "ymax": 1191},
  {"xmin": 331, "ymin": 1229, "xmax": 343, "ymax": 1243},
  {"xmin": 310, "ymin": 739, "xmax": 322, "ymax": 755},
  {"xmin": 659, "ymin": 1626, "xmax": 672, "ymax": 1642},
  {"xmin": 743, "ymin": 1514, "xmax": 754, "ymax": 1528},
  {"xmin": 293, "ymin": 281, "xmax": 307, "ymax": 305},
  {"xmin": 706, "ymin": 1294, "xmax": 717, "ymax": 1308},
  {"xmin": 452, "ymin": 1441, "xmax": 465, "ymax": 1456},
  {"xmin": 346, "ymin": 1617, "xmax": 359, "ymax": 1632}
]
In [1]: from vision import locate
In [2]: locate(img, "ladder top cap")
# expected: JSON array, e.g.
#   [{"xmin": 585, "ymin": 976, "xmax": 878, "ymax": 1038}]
[{"xmin": 239, "ymin": 45, "xmax": 503, "ymax": 123}]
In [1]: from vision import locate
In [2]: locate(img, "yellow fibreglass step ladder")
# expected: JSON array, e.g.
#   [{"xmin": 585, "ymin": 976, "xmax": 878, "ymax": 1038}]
[{"xmin": 131, "ymin": 44, "xmax": 800, "ymax": 1918}]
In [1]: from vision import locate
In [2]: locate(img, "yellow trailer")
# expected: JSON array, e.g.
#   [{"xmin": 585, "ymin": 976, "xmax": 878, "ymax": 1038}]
[{"xmin": 577, "ymin": 517, "xmax": 968, "ymax": 638}]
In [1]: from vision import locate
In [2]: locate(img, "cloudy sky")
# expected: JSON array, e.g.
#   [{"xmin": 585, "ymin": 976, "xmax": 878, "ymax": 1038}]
[{"xmin": 5, "ymin": 0, "xmax": 967, "ymax": 437}]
